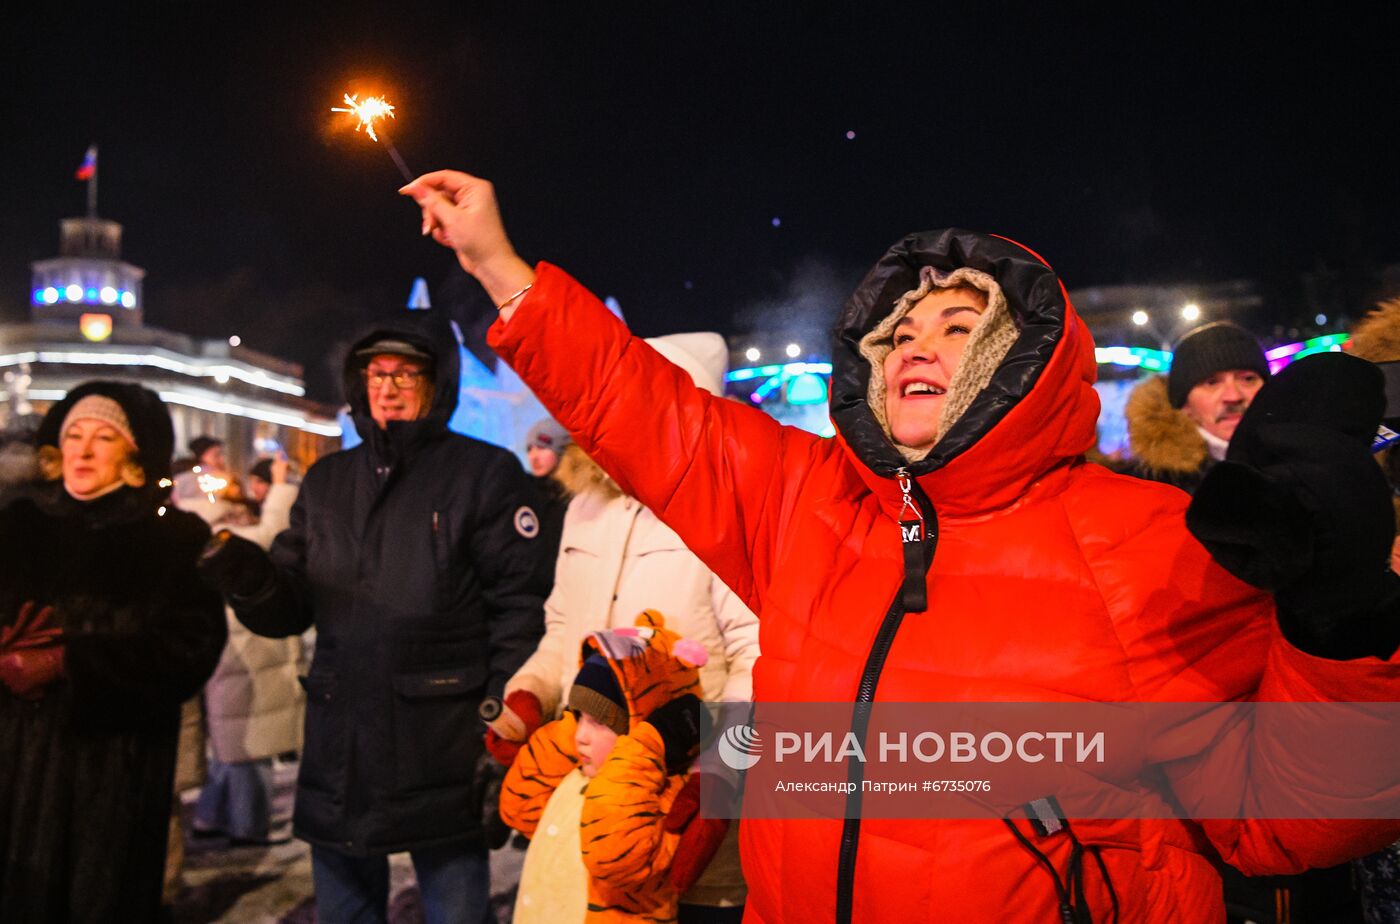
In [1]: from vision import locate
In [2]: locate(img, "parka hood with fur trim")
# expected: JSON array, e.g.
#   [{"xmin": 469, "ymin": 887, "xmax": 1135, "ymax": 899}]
[
  {"xmin": 1346, "ymin": 297, "xmax": 1400, "ymax": 528},
  {"xmin": 1125, "ymin": 374, "xmax": 1210, "ymax": 477},
  {"xmin": 1346, "ymin": 298, "xmax": 1400, "ymax": 365}
]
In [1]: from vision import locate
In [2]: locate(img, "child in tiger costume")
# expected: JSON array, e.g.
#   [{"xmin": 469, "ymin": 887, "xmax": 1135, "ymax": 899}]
[{"xmin": 501, "ymin": 610, "xmax": 712, "ymax": 924}]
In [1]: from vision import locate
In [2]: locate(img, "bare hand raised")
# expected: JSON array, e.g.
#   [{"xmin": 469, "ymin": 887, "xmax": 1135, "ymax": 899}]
[
  {"xmin": 271, "ymin": 452, "xmax": 290, "ymax": 485},
  {"xmin": 399, "ymin": 171, "xmax": 535, "ymax": 314}
]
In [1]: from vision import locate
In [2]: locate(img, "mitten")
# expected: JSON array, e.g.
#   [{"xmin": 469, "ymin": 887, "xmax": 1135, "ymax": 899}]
[
  {"xmin": 643, "ymin": 693, "xmax": 705, "ymax": 774},
  {"xmin": 664, "ymin": 773, "xmax": 732, "ymax": 893},
  {"xmin": 1187, "ymin": 352, "xmax": 1400, "ymax": 658},
  {"xmin": 198, "ymin": 530, "xmax": 276, "ymax": 599},
  {"xmin": 0, "ymin": 645, "xmax": 65, "ymax": 699},
  {"xmin": 484, "ymin": 689, "xmax": 544, "ymax": 767}
]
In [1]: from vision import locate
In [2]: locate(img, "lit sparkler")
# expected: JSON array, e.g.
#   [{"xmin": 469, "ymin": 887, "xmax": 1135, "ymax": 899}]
[
  {"xmin": 332, "ymin": 92, "xmax": 415, "ymax": 182},
  {"xmin": 333, "ymin": 93, "xmax": 395, "ymax": 142},
  {"xmin": 196, "ymin": 470, "xmax": 229, "ymax": 502}
]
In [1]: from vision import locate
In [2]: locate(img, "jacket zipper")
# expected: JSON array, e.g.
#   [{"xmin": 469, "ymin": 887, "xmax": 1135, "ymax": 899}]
[{"xmin": 835, "ymin": 467, "xmax": 937, "ymax": 924}]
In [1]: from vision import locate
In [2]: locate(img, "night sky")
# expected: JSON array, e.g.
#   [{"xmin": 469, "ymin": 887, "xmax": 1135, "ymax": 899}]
[{"xmin": 6, "ymin": 5, "xmax": 1400, "ymax": 401}]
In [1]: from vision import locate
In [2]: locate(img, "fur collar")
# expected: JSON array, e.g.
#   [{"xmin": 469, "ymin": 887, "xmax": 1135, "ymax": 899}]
[
  {"xmin": 1346, "ymin": 298, "xmax": 1400, "ymax": 529},
  {"xmin": 1125, "ymin": 375, "xmax": 1208, "ymax": 475},
  {"xmin": 555, "ymin": 444, "xmax": 624, "ymax": 501},
  {"xmin": 1349, "ymin": 298, "xmax": 1400, "ymax": 363}
]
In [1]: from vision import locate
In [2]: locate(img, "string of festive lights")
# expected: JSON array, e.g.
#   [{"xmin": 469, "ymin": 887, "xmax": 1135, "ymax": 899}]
[
  {"xmin": 724, "ymin": 334, "xmax": 1349, "ymax": 410},
  {"xmin": 1095, "ymin": 334, "xmax": 1350, "ymax": 374}
]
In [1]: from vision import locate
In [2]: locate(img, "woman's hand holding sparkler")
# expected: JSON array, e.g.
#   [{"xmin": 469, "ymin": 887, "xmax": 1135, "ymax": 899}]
[{"xmin": 400, "ymin": 171, "xmax": 536, "ymax": 319}]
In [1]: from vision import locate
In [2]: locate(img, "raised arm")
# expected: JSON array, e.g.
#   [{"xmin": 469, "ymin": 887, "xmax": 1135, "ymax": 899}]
[{"xmin": 401, "ymin": 171, "xmax": 824, "ymax": 612}]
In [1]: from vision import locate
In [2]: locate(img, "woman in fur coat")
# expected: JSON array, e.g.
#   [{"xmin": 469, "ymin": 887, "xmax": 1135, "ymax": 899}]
[{"xmin": 0, "ymin": 381, "xmax": 226, "ymax": 923}]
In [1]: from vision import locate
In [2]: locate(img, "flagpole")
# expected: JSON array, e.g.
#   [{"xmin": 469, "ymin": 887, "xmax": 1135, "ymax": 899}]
[{"xmin": 88, "ymin": 145, "xmax": 98, "ymax": 218}]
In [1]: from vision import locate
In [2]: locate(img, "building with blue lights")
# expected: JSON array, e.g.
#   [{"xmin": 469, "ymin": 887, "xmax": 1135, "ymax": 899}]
[
  {"xmin": 2, "ymin": 212, "xmax": 341, "ymax": 473},
  {"xmin": 31, "ymin": 217, "xmax": 145, "ymax": 322}
]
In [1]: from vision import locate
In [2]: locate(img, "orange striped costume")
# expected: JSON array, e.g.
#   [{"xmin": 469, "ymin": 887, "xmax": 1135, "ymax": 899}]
[{"xmin": 501, "ymin": 611, "xmax": 705, "ymax": 923}]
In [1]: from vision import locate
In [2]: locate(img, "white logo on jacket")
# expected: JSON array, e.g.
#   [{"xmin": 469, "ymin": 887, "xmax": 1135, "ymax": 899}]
[{"xmin": 514, "ymin": 507, "xmax": 539, "ymax": 539}]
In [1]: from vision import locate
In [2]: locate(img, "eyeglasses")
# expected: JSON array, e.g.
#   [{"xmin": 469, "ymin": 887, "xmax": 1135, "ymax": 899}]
[{"xmin": 362, "ymin": 368, "xmax": 427, "ymax": 390}]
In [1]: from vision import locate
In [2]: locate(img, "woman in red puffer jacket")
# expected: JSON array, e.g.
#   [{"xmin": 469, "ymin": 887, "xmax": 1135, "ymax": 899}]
[{"xmin": 401, "ymin": 171, "xmax": 1400, "ymax": 924}]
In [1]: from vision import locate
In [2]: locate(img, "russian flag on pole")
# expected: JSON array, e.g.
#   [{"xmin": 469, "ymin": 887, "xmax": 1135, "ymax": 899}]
[{"xmin": 75, "ymin": 145, "xmax": 97, "ymax": 181}]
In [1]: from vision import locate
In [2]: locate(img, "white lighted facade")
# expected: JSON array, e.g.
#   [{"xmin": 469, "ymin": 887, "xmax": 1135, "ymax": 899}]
[{"xmin": 2, "ymin": 214, "xmax": 340, "ymax": 472}]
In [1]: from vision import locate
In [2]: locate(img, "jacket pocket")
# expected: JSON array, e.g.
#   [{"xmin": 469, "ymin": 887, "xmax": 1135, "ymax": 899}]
[
  {"xmin": 296, "ymin": 669, "xmax": 346, "ymax": 800},
  {"xmin": 391, "ymin": 665, "xmax": 482, "ymax": 700},
  {"xmin": 391, "ymin": 665, "xmax": 485, "ymax": 792}
]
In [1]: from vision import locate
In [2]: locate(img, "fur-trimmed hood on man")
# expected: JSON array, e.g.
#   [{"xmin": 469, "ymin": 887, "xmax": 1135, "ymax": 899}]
[
  {"xmin": 1125, "ymin": 374, "xmax": 1208, "ymax": 477},
  {"xmin": 1348, "ymin": 298, "xmax": 1400, "ymax": 364},
  {"xmin": 1347, "ymin": 297, "xmax": 1400, "ymax": 529}
]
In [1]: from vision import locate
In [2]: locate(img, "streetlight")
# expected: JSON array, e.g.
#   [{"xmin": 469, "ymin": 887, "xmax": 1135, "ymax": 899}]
[
  {"xmin": 745, "ymin": 347, "xmax": 761, "ymax": 362},
  {"xmin": 1181, "ymin": 303, "xmax": 1201, "ymax": 323},
  {"xmin": 785, "ymin": 343, "xmax": 802, "ymax": 358},
  {"xmin": 1130, "ymin": 310, "xmax": 1171, "ymax": 352}
]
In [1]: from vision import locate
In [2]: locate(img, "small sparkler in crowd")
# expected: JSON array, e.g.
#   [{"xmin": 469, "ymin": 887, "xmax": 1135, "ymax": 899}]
[
  {"xmin": 192, "ymin": 466, "xmax": 229, "ymax": 503},
  {"xmin": 332, "ymin": 92, "xmax": 416, "ymax": 182}
]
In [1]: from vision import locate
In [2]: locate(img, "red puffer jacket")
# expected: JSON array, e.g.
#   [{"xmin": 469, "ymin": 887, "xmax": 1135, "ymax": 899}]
[{"xmin": 489, "ymin": 230, "xmax": 1400, "ymax": 923}]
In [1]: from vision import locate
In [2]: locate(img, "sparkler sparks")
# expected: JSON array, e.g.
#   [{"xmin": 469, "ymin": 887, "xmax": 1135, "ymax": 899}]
[
  {"xmin": 195, "ymin": 470, "xmax": 229, "ymax": 502},
  {"xmin": 331, "ymin": 91, "xmax": 416, "ymax": 182},
  {"xmin": 332, "ymin": 93, "xmax": 396, "ymax": 142}
]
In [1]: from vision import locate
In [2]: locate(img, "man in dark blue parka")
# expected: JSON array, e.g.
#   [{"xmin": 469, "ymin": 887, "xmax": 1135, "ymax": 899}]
[{"xmin": 211, "ymin": 315, "xmax": 548, "ymax": 923}]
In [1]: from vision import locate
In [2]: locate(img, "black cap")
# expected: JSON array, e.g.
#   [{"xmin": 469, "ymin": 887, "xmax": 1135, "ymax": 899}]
[
  {"xmin": 1168, "ymin": 322, "xmax": 1270, "ymax": 408},
  {"xmin": 189, "ymin": 435, "xmax": 224, "ymax": 461},
  {"xmin": 248, "ymin": 458, "xmax": 273, "ymax": 483},
  {"xmin": 353, "ymin": 338, "xmax": 434, "ymax": 364}
]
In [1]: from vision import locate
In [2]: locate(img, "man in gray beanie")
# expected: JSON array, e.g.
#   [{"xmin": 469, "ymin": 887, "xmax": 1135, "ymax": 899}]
[{"xmin": 1125, "ymin": 321, "xmax": 1270, "ymax": 493}]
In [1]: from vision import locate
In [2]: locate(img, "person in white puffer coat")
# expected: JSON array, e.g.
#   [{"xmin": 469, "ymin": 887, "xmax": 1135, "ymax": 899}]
[
  {"xmin": 501, "ymin": 333, "xmax": 759, "ymax": 923},
  {"xmin": 186, "ymin": 456, "xmax": 304, "ymax": 845}
]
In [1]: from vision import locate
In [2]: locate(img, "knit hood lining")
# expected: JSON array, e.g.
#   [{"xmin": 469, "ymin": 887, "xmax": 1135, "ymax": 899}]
[{"xmin": 858, "ymin": 266, "xmax": 1019, "ymax": 462}]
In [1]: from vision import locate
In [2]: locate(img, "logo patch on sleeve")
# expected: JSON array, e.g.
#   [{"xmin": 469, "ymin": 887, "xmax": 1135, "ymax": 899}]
[{"xmin": 514, "ymin": 506, "xmax": 540, "ymax": 539}]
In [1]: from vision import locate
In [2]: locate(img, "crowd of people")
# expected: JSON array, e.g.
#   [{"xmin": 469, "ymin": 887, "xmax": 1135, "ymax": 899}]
[{"xmin": 2, "ymin": 169, "xmax": 1400, "ymax": 923}]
